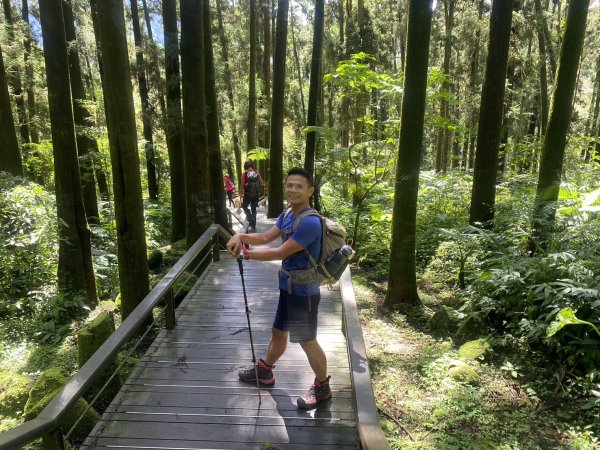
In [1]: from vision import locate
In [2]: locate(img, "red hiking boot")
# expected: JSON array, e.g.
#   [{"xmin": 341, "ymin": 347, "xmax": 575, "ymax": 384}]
[
  {"xmin": 238, "ymin": 359, "xmax": 275, "ymax": 385},
  {"xmin": 297, "ymin": 376, "xmax": 332, "ymax": 410}
]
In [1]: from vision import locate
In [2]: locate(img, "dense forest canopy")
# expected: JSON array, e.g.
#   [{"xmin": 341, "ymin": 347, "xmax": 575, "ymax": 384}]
[{"xmin": 1, "ymin": 0, "xmax": 600, "ymax": 447}]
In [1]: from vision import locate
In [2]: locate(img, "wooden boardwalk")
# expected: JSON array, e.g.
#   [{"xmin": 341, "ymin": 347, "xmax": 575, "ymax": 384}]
[{"xmin": 81, "ymin": 213, "xmax": 362, "ymax": 449}]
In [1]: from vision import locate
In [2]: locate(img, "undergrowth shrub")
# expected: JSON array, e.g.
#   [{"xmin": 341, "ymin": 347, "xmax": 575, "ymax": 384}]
[
  {"xmin": 416, "ymin": 171, "xmax": 472, "ymax": 269},
  {"xmin": 460, "ymin": 200, "xmax": 600, "ymax": 396},
  {"xmin": 0, "ymin": 174, "xmax": 57, "ymax": 317}
]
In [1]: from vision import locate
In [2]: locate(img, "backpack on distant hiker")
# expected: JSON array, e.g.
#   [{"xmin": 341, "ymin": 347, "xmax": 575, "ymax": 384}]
[
  {"xmin": 245, "ymin": 170, "xmax": 264, "ymax": 199},
  {"xmin": 280, "ymin": 208, "xmax": 354, "ymax": 292}
]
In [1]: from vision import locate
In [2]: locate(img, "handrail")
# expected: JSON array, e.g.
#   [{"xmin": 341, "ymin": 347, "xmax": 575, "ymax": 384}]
[
  {"xmin": 339, "ymin": 267, "xmax": 391, "ymax": 450},
  {"xmin": 226, "ymin": 205, "xmax": 246, "ymax": 226},
  {"xmin": 0, "ymin": 224, "xmax": 232, "ymax": 450}
]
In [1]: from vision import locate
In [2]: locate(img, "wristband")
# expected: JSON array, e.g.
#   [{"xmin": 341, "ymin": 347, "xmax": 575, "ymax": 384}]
[{"xmin": 241, "ymin": 245, "xmax": 250, "ymax": 260}]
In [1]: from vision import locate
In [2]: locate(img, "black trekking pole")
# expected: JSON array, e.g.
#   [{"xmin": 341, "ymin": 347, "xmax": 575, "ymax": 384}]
[{"xmin": 237, "ymin": 254, "xmax": 262, "ymax": 404}]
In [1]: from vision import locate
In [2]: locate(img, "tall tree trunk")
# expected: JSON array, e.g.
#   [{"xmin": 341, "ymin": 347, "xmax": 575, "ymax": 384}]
[
  {"xmin": 162, "ymin": 0, "xmax": 186, "ymax": 241},
  {"xmin": 215, "ymin": 0, "xmax": 242, "ymax": 186},
  {"xmin": 468, "ymin": 0, "xmax": 513, "ymax": 228},
  {"xmin": 304, "ymin": 0, "xmax": 324, "ymax": 178},
  {"xmin": 0, "ymin": 43, "xmax": 23, "ymax": 176},
  {"xmin": 63, "ymin": 0, "xmax": 100, "ymax": 223},
  {"xmin": 544, "ymin": 4, "xmax": 557, "ymax": 81},
  {"xmin": 96, "ymin": 0, "xmax": 149, "ymax": 320},
  {"xmin": 534, "ymin": 0, "xmax": 549, "ymax": 135},
  {"xmin": 141, "ymin": 0, "xmax": 167, "ymax": 128},
  {"xmin": 39, "ymin": 0, "xmax": 97, "ymax": 306},
  {"xmin": 130, "ymin": 0, "xmax": 158, "ymax": 200},
  {"xmin": 434, "ymin": 0, "xmax": 454, "ymax": 173},
  {"xmin": 530, "ymin": 0, "xmax": 590, "ymax": 249},
  {"xmin": 268, "ymin": 0, "xmax": 289, "ymax": 218},
  {"xmin": 248, "ymin": 0, "xmax": 258, "ymax": 151},
  {"xmin": 384, "ymin": 0, "xmax": 433, "ymax": 308},
  {"xmin": 181, "ymin": 0, "xmax": 212, "ymax": 247},
  {"xmin": 499, "ymin": 59, "xmax": 517, "ymax": 178},
  {"xmin": 290, "ymin": 11, "xmax": 306, "ymax": 124},
  {"xmin": 465, "ymin": 0, "xmax": 484, "ymax": 170},
  {"xmin": 261, "ymin": 0, "xmax": 272, "ymax": 157},
  {"xmin": 202, "ymin": 0, "xmax": 229, "ymax": 232},
  {"xmin": 2, "ymin": 0, "xmax": 30, "ymax": 144},
  {"xmin": 584, "ymin": 54, "xmax": 600, "ymax": 163},
  {"xmin": 88, "ymin": 0, "xmax": 111, "ymax": 202},
  {"xmin": 21, "ymin": 0, "xmax": 38, "ymax": 143}
]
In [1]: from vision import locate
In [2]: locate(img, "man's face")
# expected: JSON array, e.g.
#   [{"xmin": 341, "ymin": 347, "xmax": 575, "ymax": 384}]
[{"xmin": 285, "ymin": 174, "xmax": 314, "ymax": 206}]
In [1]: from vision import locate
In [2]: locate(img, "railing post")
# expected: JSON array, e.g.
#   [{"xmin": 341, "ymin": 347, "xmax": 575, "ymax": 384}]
[
  {"xmin": 42, "ymin": 430, "xmax": 65, "ymax": 450},
  {"xmin": 228, "ymin": 210, "xmax": 232, "ymax": 229},
  {"xmin": 164, "ymin": 289, "xmax": 176, "ymax": 330},
  {"xmin": 212, "ymin": 234, "xmax": 220, "ymax": 262}
]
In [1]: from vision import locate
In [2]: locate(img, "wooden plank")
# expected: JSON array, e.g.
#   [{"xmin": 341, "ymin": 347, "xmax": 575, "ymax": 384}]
[
  {"xmin": 102, "ymin": 404, "xmax": 357, "ymax": 422},
  {"xmin": 85, "ymin": 421, "xmax": 359, "ymax": 446},
  {"xmin": 101, "ymin": 412, "xmax": 356, "ymax": 428},
  {"xmin": 84, "ymin": 438, "xmax": 359, "ymax": 450},
  {"xmin": 104, "ymin": 390, "xmax": 357, "ymax": 413}
]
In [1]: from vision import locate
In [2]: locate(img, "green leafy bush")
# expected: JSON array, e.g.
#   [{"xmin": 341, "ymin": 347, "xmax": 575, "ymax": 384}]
[
  {"xmin": 0, "ymin": 174, "xmax": 57, "ymax": 317},
  {"xmin": 461, "ymin": 210, "xmax": 600, "ymax": 376}
]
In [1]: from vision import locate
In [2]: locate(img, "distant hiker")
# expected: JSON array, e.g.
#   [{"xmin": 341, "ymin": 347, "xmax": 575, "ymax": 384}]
[
  {"xmin": 223, "ymin": 174, "xmax": 236, "ymax": 208},
  {"xmin": 241, "ymin": 160, "xmax": 263, "ymax": 232},
  {"xmin": 226, "ymin": 167, "xmax": 332, "ymax": 410}
]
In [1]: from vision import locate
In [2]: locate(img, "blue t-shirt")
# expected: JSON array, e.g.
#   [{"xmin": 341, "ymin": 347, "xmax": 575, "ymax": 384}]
[{"xmin": 276, "ymin": 208, "xmax": 322, "ymax": 296}]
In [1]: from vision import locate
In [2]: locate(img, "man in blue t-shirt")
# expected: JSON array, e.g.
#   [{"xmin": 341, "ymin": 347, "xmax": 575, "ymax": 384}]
[{"xmin": 226, "ymin": 167, "xmax": 331, "ymax": 410}]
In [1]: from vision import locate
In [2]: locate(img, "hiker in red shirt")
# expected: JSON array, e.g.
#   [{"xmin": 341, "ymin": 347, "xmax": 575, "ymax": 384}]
[
  {"xmin": 223, "ymin": 174, "xmax": 236, "ymax": 208},
  {"xmin": 241, "ymin": 160, "xmax": 263, "ymax": 232}
]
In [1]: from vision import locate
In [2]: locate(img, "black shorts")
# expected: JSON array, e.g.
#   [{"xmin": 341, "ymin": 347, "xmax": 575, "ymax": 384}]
[{"xmin": 273, "ymin": 289, "xmax": 320, "ymax": 343}]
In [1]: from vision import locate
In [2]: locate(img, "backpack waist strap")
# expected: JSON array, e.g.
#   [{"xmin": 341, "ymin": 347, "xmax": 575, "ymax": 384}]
[{"xmin": 279, "ymin": 266, "xmax": 320, "ymax": 294}]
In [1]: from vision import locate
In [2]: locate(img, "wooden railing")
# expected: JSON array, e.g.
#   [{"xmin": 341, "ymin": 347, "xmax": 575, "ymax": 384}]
[{"xmin": 0, "ymin": 224, "xmax": 232, "ymax": 450}]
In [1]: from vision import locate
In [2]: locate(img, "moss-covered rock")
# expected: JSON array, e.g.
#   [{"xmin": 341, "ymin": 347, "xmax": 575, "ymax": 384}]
[
  {"xmin": 148, "ymin": 249, "xmax": 163, "ymax": 271},
  {"xmin": 456, "ymin": 314, "xmax": 487, "ymax": 340},
  {"xmin": 173, "ymin": 274, "xmax": 198, "ymax": 305},
  {"xmin": 24, "ymin": 368, "xmax": 67, "ymax": 419},
  {"xmin": 0, "ymin": 370, "xmax": 33, "ymax": 417},
  {"xmin": 458, "ymin": 339, "xmax": 490, "ymax": 361},
  {"xmin": 23, "ymin": 368, "xmax": 100, "ymax": 441},
  {"xmin": 77, "ymin": 312, "xmax": 115, "ymax": 368},
  {"xmin": 77, "ymin": 312, "xmax": 121, "ymax": 399},
  {"xmin": 448, "ymin": 360, "xmax": 480, "ymax": 384},
  {"xmin": 429, "ymin": 307, "xmax": 459, "ymax": 333},
  {"xmin": 162, "ymin": 239, "xmax": 188, "ymax": 267}
]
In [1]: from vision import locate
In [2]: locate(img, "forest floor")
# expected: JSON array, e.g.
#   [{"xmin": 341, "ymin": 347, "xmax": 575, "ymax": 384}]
[{"xmin": 352, "ymin": 273, "xmax": 599, "ymax": 450}]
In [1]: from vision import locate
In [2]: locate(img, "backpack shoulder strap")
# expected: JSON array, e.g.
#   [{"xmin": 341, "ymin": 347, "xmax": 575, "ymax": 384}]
[
  {"xmin": 290, "ymin": 208, "xmax": 326, "ymax": 268},
  {"xmin": 292, "ymin": 208, "xmax": 320, "ymax": 233},
  {"xmin": 282, "ymin": 207, "xmax": 293, "ymax": 223}
]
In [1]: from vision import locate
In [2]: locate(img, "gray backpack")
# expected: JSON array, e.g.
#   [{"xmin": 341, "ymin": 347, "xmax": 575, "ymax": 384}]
[
  {"xmin": 280, "ymin": 208, "xmax": 350, "ymax": 293},
  {"xmin": 246, "ymin": 171, "xmax": 263, "ymax": 199}
]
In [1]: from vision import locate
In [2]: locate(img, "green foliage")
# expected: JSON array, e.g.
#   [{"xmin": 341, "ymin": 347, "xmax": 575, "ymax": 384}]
[
  {"xmin": 548, "ymin": 308, "xmax": 600, "ymax": 339},
  {"xmin": 0, "ymin": 173, "xmax": 57, "ymax": 317},
  {"xmin": 416, "ymin": 172, "xmax": 473, "ymax": 269},
  {"xmin": 325, "ymin": 52, "xmax": 403, "ymax": 100},
  {"xmin": 21, "ymin": 142, "xmax": 55, "ymax": 187}
]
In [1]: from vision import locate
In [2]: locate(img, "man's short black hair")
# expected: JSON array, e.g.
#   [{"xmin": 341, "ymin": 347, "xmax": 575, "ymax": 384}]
[{"xmin": 286, "ymin": 167, "xmax": 314, "ymax": 187}]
